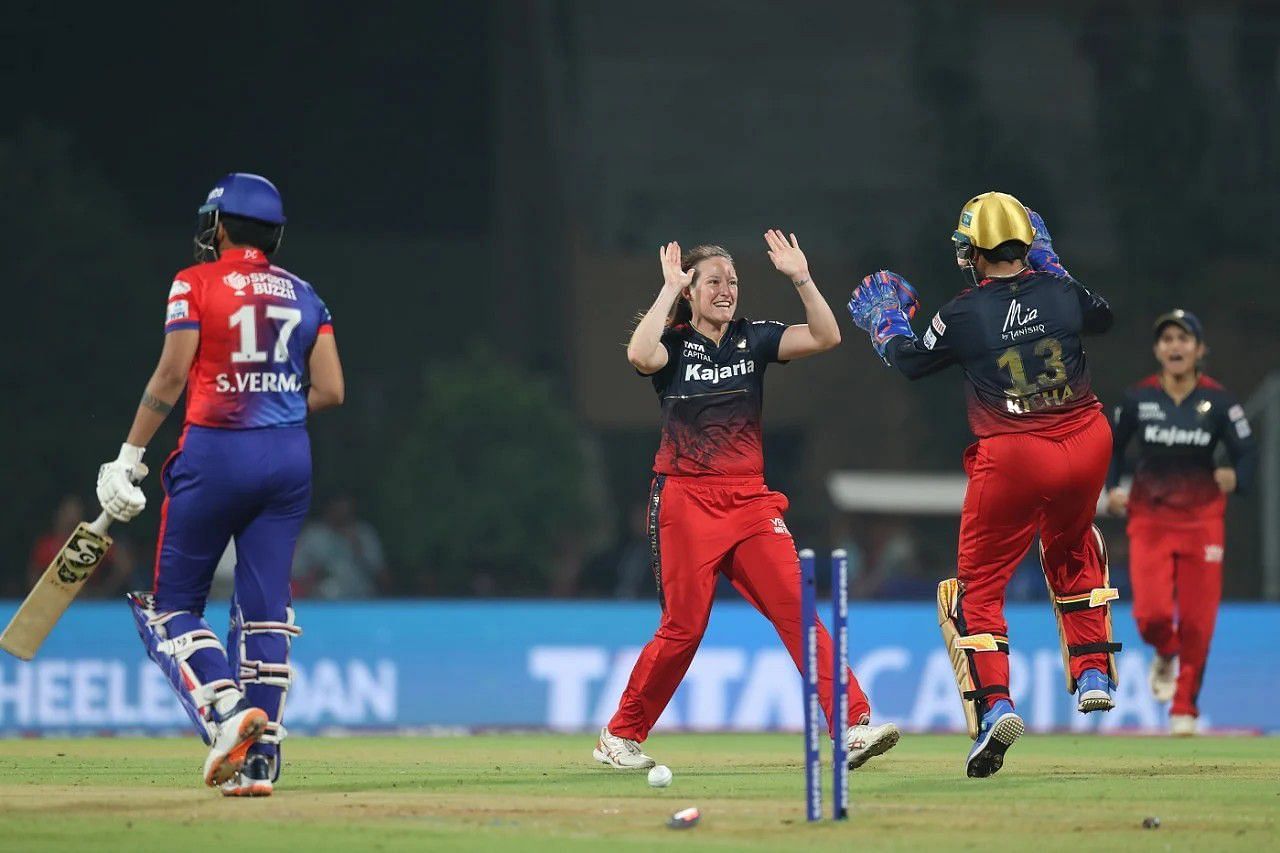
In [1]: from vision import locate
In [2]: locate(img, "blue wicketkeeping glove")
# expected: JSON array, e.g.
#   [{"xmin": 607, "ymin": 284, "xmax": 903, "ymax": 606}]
[
  {"xmin": 1025, "ymin": 208, "xmax": 1070, "ymax": 278},
  {"xmin": 848, "ymin": 270, "xmax": 918, "ymax": 362}
]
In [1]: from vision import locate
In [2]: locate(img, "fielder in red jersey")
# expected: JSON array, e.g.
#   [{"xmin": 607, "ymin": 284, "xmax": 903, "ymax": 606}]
[
  {"xmin": 593, "ymin": 233, "xmax": 901, "ymax": 772},
  {"xmin": 1106, "ymin": 311, "xmax": 1256, "ymax": 735},
  {"xmin": 849, "ymin": 192, "xmax": 1119, "ymax": 778}
]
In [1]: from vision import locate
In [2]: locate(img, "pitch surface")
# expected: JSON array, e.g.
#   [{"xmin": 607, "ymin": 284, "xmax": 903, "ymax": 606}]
[{"xmin": 0, "ymin": 734, "xmax": 1276, "ymax": 851}]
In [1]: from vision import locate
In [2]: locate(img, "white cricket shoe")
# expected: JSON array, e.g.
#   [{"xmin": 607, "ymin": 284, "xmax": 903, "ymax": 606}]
[
  {"xmin": 592, "ymin": 727, "xmax": 656, "ymax": 769},
  {"xmin": 1169, "ymin": 714, "xmax": 1197, "ymax": 736},
  {"xmin": 845, "ymin": 721, "xmax": 901, "ymax": 769},
  {"xmin": 203, "ymin": 706, "xmax": 268, "ymax": 787},
  {"xmin": 1149, "ymin": 654, "xmax": 1177, "ymax": 703},
  {"xmin": 220, "ymin": 754, "xmax": 274, "ymax": 797}
]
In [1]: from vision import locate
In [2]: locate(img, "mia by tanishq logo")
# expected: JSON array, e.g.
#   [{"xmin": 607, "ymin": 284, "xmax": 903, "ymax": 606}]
[{"xmin": 1001, "ymin": 299, "xmax": 1045, "ymax": 341}]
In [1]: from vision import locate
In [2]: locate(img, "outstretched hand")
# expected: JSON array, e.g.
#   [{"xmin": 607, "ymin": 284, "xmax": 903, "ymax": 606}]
[
  {"xmin": 764, "ymin": 230, "xmax": 810, "ymax": 283},
  {"xmin": 659, "ymin": 242, "xmax": 694, "ymax": 290},
  {"xmin": 848, "ymin": 270, "xmax": 918, "ymax": 362}
]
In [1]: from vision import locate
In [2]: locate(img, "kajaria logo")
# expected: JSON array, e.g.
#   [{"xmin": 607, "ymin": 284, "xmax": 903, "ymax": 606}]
[
  {"xmin": 1144, "ymin": 425, "xmax": 1212, "ymax": 447},
  {"xmin": 684, "ymin": 359, "xmax": 755, "ymax": 385}
]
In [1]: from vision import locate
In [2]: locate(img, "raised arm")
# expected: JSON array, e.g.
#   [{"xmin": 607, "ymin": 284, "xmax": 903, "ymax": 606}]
[
  {"xmin": 766, "ymin": 230, "xmax": 841, "ymax": 361},
  {"xmin": 626, "ymin": 242, "xmax": 689, "ymax": 374}
]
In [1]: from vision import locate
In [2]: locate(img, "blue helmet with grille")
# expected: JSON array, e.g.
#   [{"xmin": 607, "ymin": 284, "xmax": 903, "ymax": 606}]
[{"xmin": 194, "ymin": 173, "xmax": 285, "ymax": 261}]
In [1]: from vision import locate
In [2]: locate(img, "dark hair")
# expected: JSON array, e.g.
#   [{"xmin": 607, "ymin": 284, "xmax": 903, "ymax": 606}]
[
  {"xmin": 221, "ymin": 213, "xmax": 283, "ymax": 255},
  {"xmin": 978, "ymin": 239, "xmax": 1028, "ymax": 264}
]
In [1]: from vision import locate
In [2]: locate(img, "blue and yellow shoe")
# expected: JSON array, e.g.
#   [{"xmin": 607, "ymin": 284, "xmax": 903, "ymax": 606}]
[
  {"xmin": 965, "ymin": 700, "xmax": 1024, "ymax": 779},
  {"xmin": 1076, "ymin": 668, "xmax": 1115, "ymax": 713}
]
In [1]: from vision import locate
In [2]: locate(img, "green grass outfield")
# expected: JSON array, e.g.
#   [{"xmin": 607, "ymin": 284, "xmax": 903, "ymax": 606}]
[{"xmin": 0, "ymin": 733, "xmax": 1276, "ymax": 852}]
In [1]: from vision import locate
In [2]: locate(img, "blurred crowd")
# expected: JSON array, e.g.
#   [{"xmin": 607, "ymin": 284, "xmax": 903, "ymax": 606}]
[{"xmin": 26, "ymin": 495, "xmax": 1131, "ymax": 603}]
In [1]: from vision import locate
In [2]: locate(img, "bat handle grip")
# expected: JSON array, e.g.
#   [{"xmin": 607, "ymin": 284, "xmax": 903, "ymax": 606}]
[{"xmin": 89, "ymin": 512, "xmax": 113, "ymax": 536}]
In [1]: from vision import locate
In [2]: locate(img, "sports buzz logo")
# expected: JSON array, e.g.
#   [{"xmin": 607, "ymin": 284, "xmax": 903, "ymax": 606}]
[{"xmin": 55, "ymin": 529, "xmax": 109, "ymax": 585}]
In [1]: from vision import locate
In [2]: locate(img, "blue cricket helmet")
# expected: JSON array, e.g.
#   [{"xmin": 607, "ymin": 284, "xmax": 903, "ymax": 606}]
[{"xmin": 194, "ymin": 172, "xmax": 286, "ymax": 261}]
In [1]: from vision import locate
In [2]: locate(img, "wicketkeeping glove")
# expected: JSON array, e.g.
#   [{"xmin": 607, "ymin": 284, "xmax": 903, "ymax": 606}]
[
  {"xmin": 96, "ymin": 443, "xmax": 149, "ymax": 522},
  {"xmin": 848, "ymin": 271, "xmax": 918, "ymax": 362},
  {"xmin": 1025, "ymin": 208, "xmax": 1070, "ymax": 278}
]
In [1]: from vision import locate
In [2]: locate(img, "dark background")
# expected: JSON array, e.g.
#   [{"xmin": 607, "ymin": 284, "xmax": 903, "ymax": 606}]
[{"xmin": 3, "ymin": 1, "xmax": 1277, "ymax": 601}]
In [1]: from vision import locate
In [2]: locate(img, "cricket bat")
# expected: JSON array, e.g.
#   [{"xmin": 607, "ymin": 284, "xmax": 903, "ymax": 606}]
[{"xmin": 1, "ymin": 512, "xmax": 114, "ymax": 660}]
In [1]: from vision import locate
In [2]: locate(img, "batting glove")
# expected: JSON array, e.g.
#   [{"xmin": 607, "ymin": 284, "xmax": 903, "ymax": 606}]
[{"xmin": 97, "ymin": 443, "xmax": 149, "ymax": 522}]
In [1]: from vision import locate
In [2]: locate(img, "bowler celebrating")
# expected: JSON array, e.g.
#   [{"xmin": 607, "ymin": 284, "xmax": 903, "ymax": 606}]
[
  {"xmin": 94, "ymin": 173, "xmax": 344, "ymax": 794},
  {"xmin": 1107, "ymin": 310, "xmax": 1256, "ymax": 735},
  {"xmin": 848, "ymin": 193, "xmax": 1119, "ymax": 777},
  {"xmin": 594, "ymin": 233, "xmax": 900, "ymax": 771}
]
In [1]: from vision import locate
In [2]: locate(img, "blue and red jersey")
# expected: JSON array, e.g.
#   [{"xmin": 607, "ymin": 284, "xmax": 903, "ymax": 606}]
[{"xmin": 164, "ymin": 247, "xmax": 332, "ymax": 429}]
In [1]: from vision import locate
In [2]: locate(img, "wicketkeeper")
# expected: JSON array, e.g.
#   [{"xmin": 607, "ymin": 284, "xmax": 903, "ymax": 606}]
[{"xmin": 846, "ymin": 192, "xmax": 1120, "ymax": 777}]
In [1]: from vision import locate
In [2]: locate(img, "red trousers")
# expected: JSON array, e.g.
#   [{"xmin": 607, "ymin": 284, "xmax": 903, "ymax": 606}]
[
  {"xmin": 956, "ymin": 411, "xmax": 1114, "ymax": 709},
  {"xmin": 1127, "ymin": 514, "xmax": 1223, "ymax": 717},
  {"xmin": 609, "ymin": 475, "xmax": 871, "ymax": 742}
]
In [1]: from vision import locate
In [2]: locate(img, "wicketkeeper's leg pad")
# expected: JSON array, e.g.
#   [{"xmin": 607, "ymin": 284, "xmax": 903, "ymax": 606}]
[
  {"xmin": 229, "ymin": 600, "xmax": 302, "ymax": 781},
  {"xmin": 1040, "ymin": 526, "xmax": 1122, "ymax": 693},
  {"xmin": 128, "ymin": 592, "xmax": 241, "ymax": 745},
  {"xmin": 938, "ymin": 578, "xmax": 1010, "ymax": 740}
]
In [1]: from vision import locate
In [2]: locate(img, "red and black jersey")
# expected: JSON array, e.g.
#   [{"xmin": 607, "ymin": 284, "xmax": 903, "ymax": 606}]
[
  {"xmin": 1108, "ymin": 374, "xmax": 1257, "ymax": 523},
  {"xmin": 885, "ymin": 270, "xmax": 1112, "ymax": 438},
  {"xmin": 643, "ymin": 318, "xmax": 787, "ymax": 477}
]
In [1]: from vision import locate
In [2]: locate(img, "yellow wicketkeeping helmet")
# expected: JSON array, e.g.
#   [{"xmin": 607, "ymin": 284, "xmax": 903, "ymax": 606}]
[{"xmin": 952, "ymin": 191, "xmax": 1035, "ymax": 251}]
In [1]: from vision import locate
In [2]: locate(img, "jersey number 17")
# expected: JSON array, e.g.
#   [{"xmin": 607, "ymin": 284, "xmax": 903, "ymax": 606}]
[{"xmin": 229, "ymin": 305, "xmax": 302, "ymax": 364}]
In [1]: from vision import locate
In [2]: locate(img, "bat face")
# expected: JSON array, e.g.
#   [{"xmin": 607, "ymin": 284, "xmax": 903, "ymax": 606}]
[
  {"xmin": 0, "ymin": 521, "xmax": 113, "ymax": 660},
  {"xmin": 55, "ymin": 526, "xmax": 112, "ymax": 585}
]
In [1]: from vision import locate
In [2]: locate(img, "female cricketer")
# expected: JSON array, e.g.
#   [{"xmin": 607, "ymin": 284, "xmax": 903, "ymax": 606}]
[
  {"xmin": 1106, "ymin": 310, "xmax": 1256, "ymax": 735},
  {"xmin": 94, "ymin": 173, "xmax": 344, "ymax": 795},
  {"xmin": 848, "ymin": 193, "xmax": 1119, "ymax": 777},
  {"xmin": 593, "ymin": 232, "xmax": 901, "ymax": 771}
]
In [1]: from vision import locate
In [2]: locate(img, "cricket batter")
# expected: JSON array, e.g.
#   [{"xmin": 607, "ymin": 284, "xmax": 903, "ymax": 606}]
[
  {"xmin": 1107, "ymin": 310, "xmax": 1256, "ymax": 735},
  {"xmin": 595, "ymin": 232, "xmax": 901, "ymax": 770},
  {"xmin": 94, "ymin": 173, "xmax": 344, "ymax": 794},
  {"xmin": 848, "ymin": 193, "xmax": 1119, "ymax": 777}
]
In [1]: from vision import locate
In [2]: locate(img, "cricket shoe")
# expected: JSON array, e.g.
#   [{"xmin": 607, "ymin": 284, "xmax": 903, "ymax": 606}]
[
  {"xmin": 203, "ymin": 706, "xmax": 268, "ymax": 787},
  {"xmin": 845, "ymin": 721, "xmax": 901, "ymax": 769},
  {"xmin": 220, "ymin": 754, "xmax": 274, "ymax": 797},
  {"xmin": 592, "ymin": 727, "xmax": 656, "ymax": 769},
  {"xmin": 965, "ymin": 700, "xmax": 1023, "ymax": 779},
  {"xmin": 1149, "ymin": 654, "xmax": 1177, "ymax": 703},
  {"xmin": 1076, "ymin": 668, "xmax": 1115, "ymax": 713},
  {"xmin": 1169, "ymin": 714, "xmax": 1197, "ymax": 737}
]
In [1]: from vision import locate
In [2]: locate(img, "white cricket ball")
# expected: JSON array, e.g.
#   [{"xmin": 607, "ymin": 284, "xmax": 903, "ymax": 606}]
[{"xmin": 648, "ymin": 765, "xmax": 673, "ymax": 787}]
